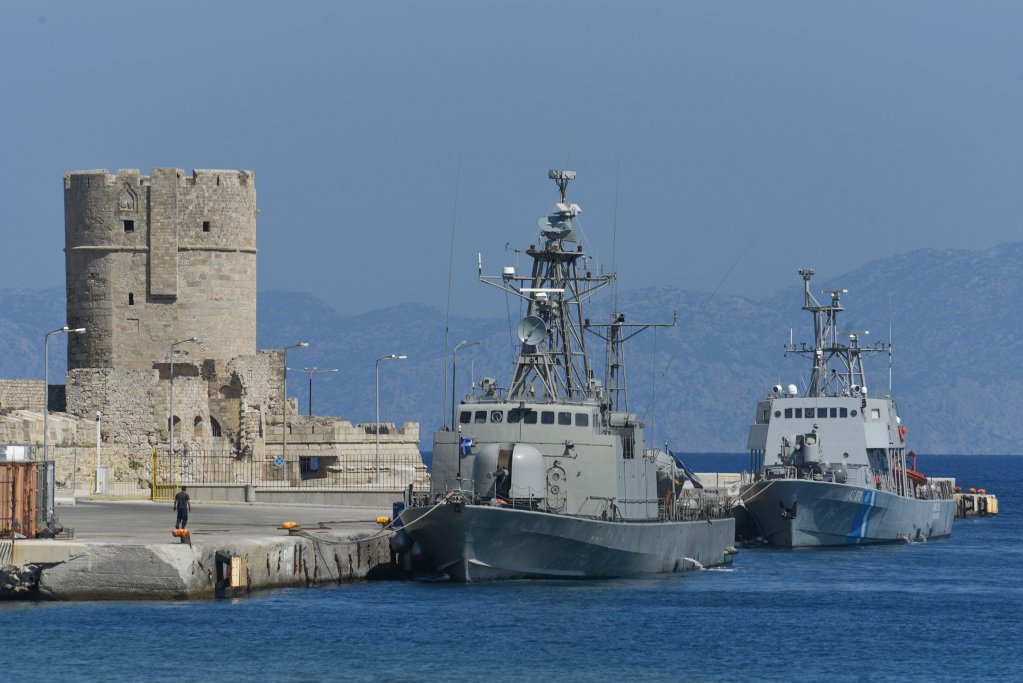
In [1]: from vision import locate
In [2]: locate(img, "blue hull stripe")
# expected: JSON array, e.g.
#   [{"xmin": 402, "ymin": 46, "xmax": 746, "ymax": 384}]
[{"xmin": 847, "ymin": 489, "xmax": 876, "ymax": 544}]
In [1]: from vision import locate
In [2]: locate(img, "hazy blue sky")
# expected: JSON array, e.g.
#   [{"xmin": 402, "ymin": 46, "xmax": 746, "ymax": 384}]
[{"xmin": 2, "ymin": 1, "xmax": 1021, "ymax": 316}]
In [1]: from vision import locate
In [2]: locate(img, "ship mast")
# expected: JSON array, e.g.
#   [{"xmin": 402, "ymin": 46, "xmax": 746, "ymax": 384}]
[
  {"xmin": 786, "ymin": 268, "xmax": 888, "ymax": 398},
  {"xmin": 586, "ymin": 311, "xmax": 677, "ymax": 414},
  {"xmin": 480, "ymin": 170, "xmax": 612, "ymax": 403}
]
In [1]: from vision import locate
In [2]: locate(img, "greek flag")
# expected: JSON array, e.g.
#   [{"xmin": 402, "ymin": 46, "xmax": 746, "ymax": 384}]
[
  {"xmin": 459, "ymin": 436, "xmax": 473, "ymax": 456},
  {"xmin": 668, "ymin": 449, "xmax": 703, "ymax": 489}
]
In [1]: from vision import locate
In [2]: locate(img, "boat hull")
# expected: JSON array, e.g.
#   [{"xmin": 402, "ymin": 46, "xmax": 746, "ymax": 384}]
[
  {"xmin": 735, "ymin": 479, "xmax": 955, "ymax": 547},
  {"xmin": 400, "ymin": 503, "xmax": 735, "ymax": 582}
]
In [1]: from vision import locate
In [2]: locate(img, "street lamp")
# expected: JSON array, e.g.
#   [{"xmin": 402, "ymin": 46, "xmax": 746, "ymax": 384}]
[
  {"xmin": 287, "ymin": 367, "xmax": 339, "ymax": 416},
  {"xmin": 281, "ymin": 342, "xmax": 310, "ymax": 467},
  {"xmin": 375, "ymin": 354, "xmax": 407, "ymax": 481},
  {"xmin": 451, "ymin": 340, "xmax": 481, "ymax": 430},
  {"xmin": 43, "ymin": 326, "xmax": 85, "ymax": 498},
  {"xmin": 169, "ymin": 337, "xmax": 202, "ymax": 483}
]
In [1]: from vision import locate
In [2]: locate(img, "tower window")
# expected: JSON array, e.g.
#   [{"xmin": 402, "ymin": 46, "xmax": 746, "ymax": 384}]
[
  {"xmin": 128, "ymin": 292, "xmax": 134, "ymax": 305},
  {"xmin": 202, "ymin": 220, "xmax": 211, "ymax": 232},
  {"xmin": 123, "ymin": 219, "xmax": 134, "ymax": 233}
]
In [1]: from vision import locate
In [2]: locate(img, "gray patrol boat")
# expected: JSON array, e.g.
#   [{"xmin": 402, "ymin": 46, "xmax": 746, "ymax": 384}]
[
  {"xmin": 734, "ymin": 269, "xmax": 955, "ymax": 547},
  {"xmin": 398, "ymin": 170, "xmax": 735, "ymax": 581}
]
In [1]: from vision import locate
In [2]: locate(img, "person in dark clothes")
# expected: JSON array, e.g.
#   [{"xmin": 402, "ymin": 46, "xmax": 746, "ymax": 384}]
[{"xmin": 173, "ymin": 486, "xmax": 191, "ymax": 529}]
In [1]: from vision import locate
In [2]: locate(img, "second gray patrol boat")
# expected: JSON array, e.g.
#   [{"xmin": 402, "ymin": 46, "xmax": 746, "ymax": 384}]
[
  {"xmin": 734, "ymin": 269, "xmax": 955, "ymax": 547},
  {"xmin": 398, "ymin": 170, "xmax": 735, "ymax": 581}
]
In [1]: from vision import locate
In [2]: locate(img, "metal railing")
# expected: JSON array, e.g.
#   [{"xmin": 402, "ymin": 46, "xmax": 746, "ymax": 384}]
[{"xmin": 147, "ymin": 448, "xmax": 429, "ymax": 500}]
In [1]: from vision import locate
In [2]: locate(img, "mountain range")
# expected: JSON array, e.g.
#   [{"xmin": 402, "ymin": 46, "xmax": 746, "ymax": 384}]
[{"xmin": 3, "ymin": 242, "xmax": 1021, "ymax": 455}]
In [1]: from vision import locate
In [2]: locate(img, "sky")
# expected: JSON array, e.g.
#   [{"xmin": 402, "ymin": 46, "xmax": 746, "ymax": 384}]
[{"xmin": 1, "ymin": 1, "xmax": 1021, "ymax": 317}]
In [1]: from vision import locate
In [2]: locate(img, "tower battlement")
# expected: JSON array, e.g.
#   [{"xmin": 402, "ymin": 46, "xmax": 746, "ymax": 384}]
[{"xmin": 64, "ymin": 168, "xmax": 254, "ymax": 191}]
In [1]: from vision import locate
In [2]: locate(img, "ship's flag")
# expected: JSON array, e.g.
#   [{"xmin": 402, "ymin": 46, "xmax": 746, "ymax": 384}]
[
  {"xmin": 669, "ymin": 450, "xmax": 704, "ymax": 489},
  {"xmin": 459, "ymin": 436, "xmax": 473, "ymax": 456}
]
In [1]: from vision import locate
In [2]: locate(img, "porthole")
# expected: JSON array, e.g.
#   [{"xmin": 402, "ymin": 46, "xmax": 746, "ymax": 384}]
[{"xmin": 774, "ymin": 411, "xmax": 781, "ymax": 418}]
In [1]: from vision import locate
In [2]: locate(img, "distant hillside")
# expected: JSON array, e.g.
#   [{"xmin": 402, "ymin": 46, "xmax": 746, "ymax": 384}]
[{"xmin": 4, "ymin": 243, "xmax": 1023, "ymax": 455}]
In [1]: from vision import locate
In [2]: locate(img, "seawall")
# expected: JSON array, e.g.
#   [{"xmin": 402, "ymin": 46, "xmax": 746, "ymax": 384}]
[{"xmin": 1, "ymin": 499, "xmax": 399, "ymax": 600}]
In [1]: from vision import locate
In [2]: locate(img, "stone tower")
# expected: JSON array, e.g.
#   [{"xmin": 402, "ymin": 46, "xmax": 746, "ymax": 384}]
[{"xmin": 64, "ymin": 168, "xmax": 257, "ymax": 370}]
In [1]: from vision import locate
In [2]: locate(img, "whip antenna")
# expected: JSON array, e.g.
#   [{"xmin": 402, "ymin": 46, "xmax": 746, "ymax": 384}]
[{"xmin": 442, "ymin": 156, "xmax": 462, "ymax": 428}]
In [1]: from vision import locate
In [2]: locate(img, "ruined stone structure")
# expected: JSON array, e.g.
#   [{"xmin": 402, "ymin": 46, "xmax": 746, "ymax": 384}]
[{"xmin": 0, "ymin": 168, "xmax": 424, "ymax": 499}]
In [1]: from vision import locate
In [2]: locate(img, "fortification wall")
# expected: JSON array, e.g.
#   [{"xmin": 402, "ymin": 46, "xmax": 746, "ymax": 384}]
[
  {"xmin": 64, "ymin": 168, "xmax": 257, "ymax": 371},
  {"xmin": 0, "ymin": 380, "xmax": 45, "ymax": 412},
  {"xmin": 66, "ymin": 368, "xmax": 159, "ymax": 453}
]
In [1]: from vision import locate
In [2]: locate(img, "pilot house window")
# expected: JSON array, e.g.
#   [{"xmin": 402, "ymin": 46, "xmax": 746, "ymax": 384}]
[
  {"xmin": 541, "ymin": 411, "xmax": 555, "ymax": 425},
  {"xmin": 459, "ymin": 411, "xmax": 471, "ymax": 424}
]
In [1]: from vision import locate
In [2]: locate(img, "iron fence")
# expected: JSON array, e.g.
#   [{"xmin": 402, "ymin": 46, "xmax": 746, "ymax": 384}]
[{"xmin": 149, "ymin": 449, "xmax": 429, "ymax": 499}]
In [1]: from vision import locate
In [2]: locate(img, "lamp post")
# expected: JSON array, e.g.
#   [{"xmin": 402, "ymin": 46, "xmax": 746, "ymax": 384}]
[
  {"xmin": 169, "ymin": 337, "xmax": 202, "ymax": 484},
  {"xmin": 280, "ymin": 343, "xmax": 310, "ymax": 468},
  {"xmin": 375, "ymin": 354, "xmax": 407, "ymax": 481},
  {"xmin": 288, "ymin": 367, "xmax": 339, "ymax": 416},
  {"xmin": 43, "ymin": 326, "xmax": 85, "ymax": 500},
  {"xmin": 451, "ymin": 340, "xmax": 481, "ymax": 430}
]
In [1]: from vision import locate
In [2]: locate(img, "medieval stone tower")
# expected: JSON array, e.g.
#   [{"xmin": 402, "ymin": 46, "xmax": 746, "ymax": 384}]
[
  {"xmin": 60, "ymin": 168, "xmax": 277, "ymax": 464},
  {"xmin": 0, "ymin": 166, "xmax": 425, "ymax": 497},
  {"xmin": 63, "ymin": 168, "xmax": 257, "ymax": 369}
]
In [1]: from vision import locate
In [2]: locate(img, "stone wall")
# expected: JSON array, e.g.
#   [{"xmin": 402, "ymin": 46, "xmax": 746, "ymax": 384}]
[
  {"xmin": 0, "ymin": 380, "xmax": 45, "ymax": 412},
  {"xmin": 67, "ymin": 368, "xmax": 159, "ymax": 454},
  {"xmin": 64, "ymin": 168, "xmax": 257, "ymax": 371}
]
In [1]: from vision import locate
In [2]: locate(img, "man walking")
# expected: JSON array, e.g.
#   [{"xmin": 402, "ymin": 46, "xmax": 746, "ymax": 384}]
[{"xmin": 173, "ymin": 486, "xmax": 191, "ymax": 529}]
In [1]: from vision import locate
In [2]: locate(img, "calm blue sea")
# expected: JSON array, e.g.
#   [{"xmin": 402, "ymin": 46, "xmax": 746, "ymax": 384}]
[{"xmin": 2, "ymin": 454, "xmax": 1020, "ymax": 682}]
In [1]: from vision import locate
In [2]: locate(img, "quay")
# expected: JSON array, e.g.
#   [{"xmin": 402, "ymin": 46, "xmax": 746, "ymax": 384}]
[
  {"xmin": 954, "ymin": 487, "xmax": 999, "ymax": 518},
  {"xmin": 1, "ymin": 498, "xmax": 398, "ymax": 600}
]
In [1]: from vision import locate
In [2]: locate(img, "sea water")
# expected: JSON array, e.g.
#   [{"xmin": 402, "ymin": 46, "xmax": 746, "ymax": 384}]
[{"xmin": 1, "ymin": 454, "xmax": 1020, "ymax": 682}]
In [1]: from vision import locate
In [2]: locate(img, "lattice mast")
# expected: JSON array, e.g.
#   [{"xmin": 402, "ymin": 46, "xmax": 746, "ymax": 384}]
[
  {"xmin": 479, "ymin": 170, "xmax": 612, "ymax": 403},
  {"xmin": 786, "ymin": 268, "xmax": 887, "ymax": 397}
]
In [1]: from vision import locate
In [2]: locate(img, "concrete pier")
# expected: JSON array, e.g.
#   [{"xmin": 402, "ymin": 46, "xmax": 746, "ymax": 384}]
[{"xmin": 1, "ymin": 499, "xmax": 397, "ymax": 600}]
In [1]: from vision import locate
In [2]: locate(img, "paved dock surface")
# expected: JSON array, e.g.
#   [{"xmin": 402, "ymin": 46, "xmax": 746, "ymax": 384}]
[{"xmin": 53, "ymin": 499, "xmax": 391, "ymax": 545}]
